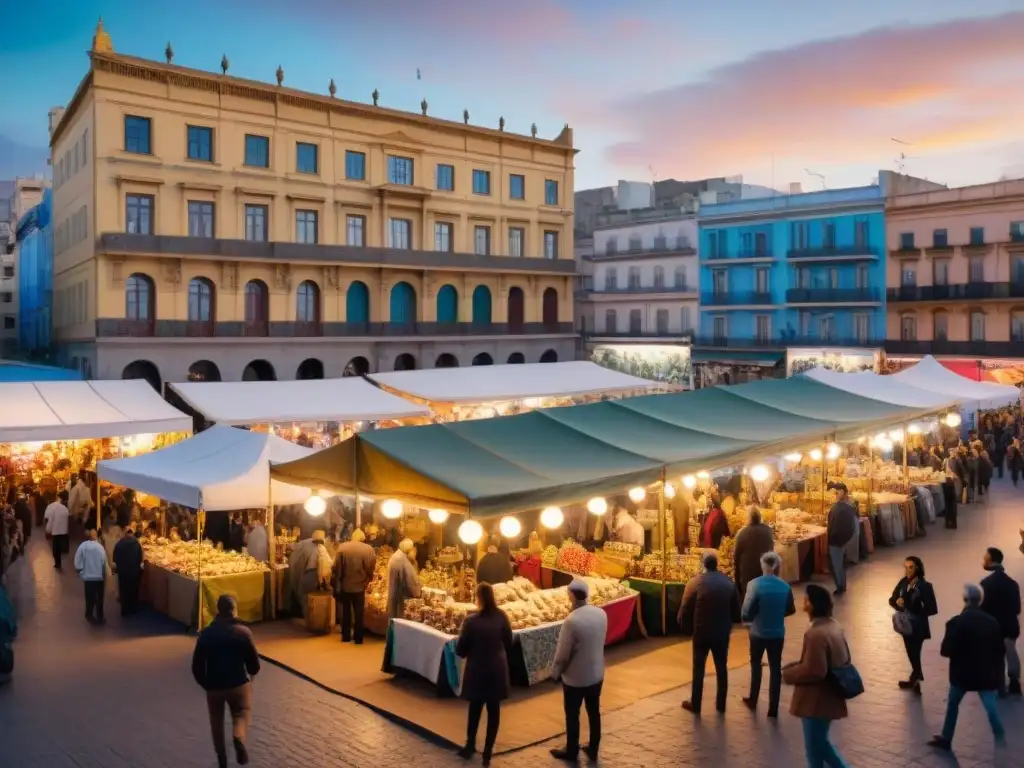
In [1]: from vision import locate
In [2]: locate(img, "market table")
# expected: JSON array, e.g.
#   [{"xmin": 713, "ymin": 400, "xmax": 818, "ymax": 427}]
[
  {"xmin": 140, "ymin": 563, "xmax": 268, "ymax": 629},
  {"xmin": 383, "ymin": 592, "xmax": 641, "ymax": 696},
  {"xmin": 622, "ymin": 577, "xmax": 686, "ymax": 635}
]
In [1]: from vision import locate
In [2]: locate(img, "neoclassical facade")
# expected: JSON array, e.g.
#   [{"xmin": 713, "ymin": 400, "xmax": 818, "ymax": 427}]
[{"xmin": 50, "ymin": 23, "xmax": 577, "ymax": 386}]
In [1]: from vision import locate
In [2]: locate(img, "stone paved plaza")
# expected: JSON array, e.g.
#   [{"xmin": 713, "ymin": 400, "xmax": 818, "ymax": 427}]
[{"xmin": 3, "ymin": 480, "xmax": 1024, "ymax": 767}]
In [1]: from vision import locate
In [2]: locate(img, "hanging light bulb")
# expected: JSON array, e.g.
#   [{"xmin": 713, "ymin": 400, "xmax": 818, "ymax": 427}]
[
  {"xmin": 907, "ymin": 424, "xmax": 923, "ymax": 435},
  {"xmin": 856, "ymin": 436, "xmax": 867, "ymax": 444},
  {"xmin": 428, "ymin": 509, "xmax": 449, "ymax": 524},
  {"xmin": 874, "ymin": 432, "xmax": 888, "ymax": 446},
  {"xmin": 945, "ymin": 412, "xmax": 962, "ymax": 428},
  {"xmin": 627, "ymin": 487, "xmax": 646, "ymax": 503},
  {"xmin": 682, "ymin": 474, "xmax": 697, "ymax": 489},
  {"xmin": 826, "ymin": 443, "xmax": 841, "ymax": 460},
  {"xmin": 458, "ymin": 519, "xmax": 484, "ymax": 545},
  {"xmin": 749, "ymin": 464, "xmax": 771, "ymax": 483},
  {"xmin": 696, "ymin": 470, "xmax": 710, "ymax": 480},
  {"xmin": 381, "ymin": 499, "xmax": 403, "ymax": 519},
  {"xmin": 878, "ymin": 437, "xmax": 893, "ymax": 451},
  {"xmin": 888, "ymin": 429, "xmax": 904, "ymax": 442},
  {"xmin": 317, "ymin": 489, "xmax": 333, "ymax": 499},
  {"xmin": 304, "ymin": 495, "xmax": 326, "ymax": 517},
  {"xmin": 809, "ymin": 448, "xmax": 823, "ymax": 461},
  {"xmin": 540, "ymin": 506, "xmax": 564, "ymax": 529},
  {"xmin": 664, "ymin": 483, "xmax": 676, "ymax": 499},
  {"xmin": 499, "ymin": 516, "xmax": 522, "ymax": 539},
  {"xmin": 783, "ymin": 452, "xmax": 802, "ymax": 463}
]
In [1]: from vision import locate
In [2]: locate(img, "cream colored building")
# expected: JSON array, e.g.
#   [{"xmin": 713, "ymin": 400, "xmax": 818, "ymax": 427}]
[{"xmin": 51, "ymin": 22, "xmax": 577, "ymax": 386}]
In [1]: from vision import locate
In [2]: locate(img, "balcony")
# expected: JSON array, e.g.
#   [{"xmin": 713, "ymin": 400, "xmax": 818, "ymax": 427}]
[
  {"xmin": 693, "ymin": 335, "xmax": 882, "ymax": 350},
  {"xmin": 96, "ymin": 319, "xmax": 575, "ymax": 339},
  {"xmin": 785, "ymin": 288, "xmax": 881, "ymax": 304},
  {"xmin": 702, "ymin": 251, "xmax": 773, "ymax": 263},
  {"xmin": 585, "ymin": 330, "xmax": 694, "ymax": 341},
  {"xmin": 1011, "ymin": 231, "xmax": 1024, "ymax": 243},
  {"xmin": 98, "ymin": 233, "xmax": 577, "ymax": 275},
  {"xmin": 891, "ymin": 246, "xmax": 921, "ymax": 258},
  {"xmin": 700, "ymin": 291, "xmax": 774, "ymax": 306},
  {"xmin": 593, "ymin": 242, "xmax": 697, "ymax": 260},
  {"xmin": 887, "ymin": 282, "xmax": 1024, "ymax": 302},
  {"xmin": 885, "ymin": 339, "xmax": 1024, "ymax": 358},
  {"xmin": 786, "ymin": 246, "xmax": 878, "ymax": 261},
  {"xmin": 591, "ymin": 284, "xmax": 695, "ymax": 295},
  {"xmin": 242, "ymin": 321, "xmax": 269, "ymax": 337}
]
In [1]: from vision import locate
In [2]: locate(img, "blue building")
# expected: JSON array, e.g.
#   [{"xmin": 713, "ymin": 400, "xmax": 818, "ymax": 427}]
[
  {"xmin": 0, "ymin": 360, "xmax": 80, "ymax": 381},
  {"xmin": 695, "ymin": 183, "xmax": 886, "ymax": 382},
  {"xmin": 16, "ymin": 188, "xmax": 54, "ymax": 357}
]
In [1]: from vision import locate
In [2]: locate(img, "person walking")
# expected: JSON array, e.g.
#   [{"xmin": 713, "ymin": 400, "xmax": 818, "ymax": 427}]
[
  {"xmin": 980, "ymin": 547, "xmax": 1021, "ymax": 695},
  {"xmin": 741, "ymin": 551, "xmax": 796, "ymax": 718},
  {"xmin": 332, "ymin": 528, "xmax": 376, "ymax": 644},
  {"xmin": 888, "ymin": 556, "xmax": 938, "ymax": 694},
  {"xmin": 928, "ymin": 583, "xmax": 1006, "ymax": 751},
  {"xmin": 455, "ymin": 582, "xmax": 513, "ymax": 766},
  {"xmin": 783, "ymin": 584, "xmax": 853, "ymax": 768},
  {"xmin": 678, "ymin": 552, "xmax": 741, "ymax": 714},
  {"xmin": 733, "ymin": 506, "xmax": 775, "ymax": 599},
  {"xmin": 1011, "ymin": 438, "xmax": 1024, "ymax": 488},
  {"xmin": 43, "ymin": 490, "xmax": 70, "ymax": 571},
  {"xmin": 550, "ymin": 578, "xmax": 608, "ymax": 762},
  {"xmin": 112, "ymin": 525, "xmax": 144, "ymax": 616},
  {"xmin": 192, "ymin": 594, "xmax": 261, "ymax": 768},
  {"xmin": 74, "ymin": 529, "xmax": 108, "ymax": 624},
  {"xmin": 825, "ymin": 482, "xmax": 858, "ymax": 596}
]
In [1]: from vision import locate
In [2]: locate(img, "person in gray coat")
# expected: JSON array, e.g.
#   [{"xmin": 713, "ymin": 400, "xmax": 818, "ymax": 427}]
[
  {"xmin": 678, "ymin": 552, "xmax": 742, "ymax": 714},
  {"xmin": 733, "ymin": 507, "xmax": 776, "ymax": 597}
]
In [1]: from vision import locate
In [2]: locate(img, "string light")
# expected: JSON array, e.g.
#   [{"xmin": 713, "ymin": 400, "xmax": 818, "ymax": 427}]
[
  {"xmin": 749, "ymin": 464, "xmax": 771, "ymax": 483},
  {"xmin": 587, "ymin": 497, "xmax": 609, "ymax": 515},
  {"xmin": 809, "ymin": 448, "xmax": 823, "ymax": 461},
  {"xmin": 381, "ymin": 499, "xmax": 403, "ymax": 519},
  {"xmin": 540, "ymin": 506, "xmax": 564, "ymax": 529},
  {"xmin": 428, "ymin": 509, "xmax": 449, "ymax": 524},
  {"xmin": 826, "ymin": 443, "xmax": 841, "ymax": 460},
  {"xmin": 783, "ymin": 453, "xmax": 802, "ymax": 463},
  {"xmin": 304, "ymin": 495, "xmax": 326, "ymax": 517},
  {"xmin": 498, "ymin": 516, "xmax": 521, "ymax": 538},
  {"xmin": 627, "ymin": 487, "xmax": 646, "ymax": 503},
  {"xmin": 458, "ymin": 519, "xmax": 483, "ymax": 544},
  {"xmin": 945, "ymin": 412, "xmax": 962, "ymax": 428},
  {"xmin": 664, "ymin": 483, "xmax": 676, "ymax": 499},
  {"xmin": 682, "ymin": 475, "xmax": 697, "ymax": 489}
]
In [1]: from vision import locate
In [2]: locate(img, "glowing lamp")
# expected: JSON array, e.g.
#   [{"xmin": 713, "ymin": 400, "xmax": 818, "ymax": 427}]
[
  {"xmin": 749, "ymin": 464, "xmax": 771, "ymax": 483},
  {"xmin": 499, "ymin": 516, "xmax": 522, "ymax": 539},
  {"xmin": 682, "ymin": 475, "xmax": 697, "ymax": 489},
  {"xmin": 304, "ymin": 495, "xmax": 326, "ymax": 517},
  {"xmin": 783, "ymin": 453, "xmax": 802, "ymax": 463},
  {"xmin": 908, "ymin": 424, "xmax": 923, "ymax": 435},
  {"xmin": 889, "ymin": 429, "xmax": 904, "ymax": 442},
  {"xmin": 381, "ymin": 499, "xmax": 403, "ymax": 519},
  {"xmin": 696, "ymin": 470, "xmax": 710, "ymax": 480},
  {"xmin": 945, "ymin": 412, "xmax": 962, "ymax": 428},
  {"xmin": 540, "ymin": 506, "xmax": 564, "ymax": 529},
  {"xmin": 318, "ymin": 489, "xmax": 333, "ymax": 499},
  {"xmin": 664, "ymin": 483, "xmax": 677, "ymax": 499},
  {"xmin": 428, "ymin": 509, "xmax": 450, "ymax": 524},
  {"xmin": 809, "ymin": 448, "xmax": 823, "ymax": 461},
  {"xmin": 826, "ymin": 443, "xmax": 841, "ymax": 460},
  {"xmin": 586, "ymin": 497, "xmax": 609, "ymax": 516},
  {"xmin": 627, "ymin": 487, "xmax": 646, "ymax": 503},
  {"xmin": 458, "ymin": 519, "xmax": 484, "ymax": 545}
]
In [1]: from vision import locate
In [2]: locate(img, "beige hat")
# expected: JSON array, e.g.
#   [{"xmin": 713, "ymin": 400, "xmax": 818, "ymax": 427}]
[
  {"xmin": 351, "ymin": 529, "xmax": 366, "ymax": 542},
  {"xmin": 399, "ymin": 538, "xmax": 415, "ymax": 554},
  {"xmin": 312, "ymin": 530, "xmax": 326, "ymax": 542}
]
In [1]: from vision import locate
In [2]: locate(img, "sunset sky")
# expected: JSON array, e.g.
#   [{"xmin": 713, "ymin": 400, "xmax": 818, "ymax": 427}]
[{"xmin": 4, "ymin": 0, "xmax": 1024, "ymax": 191}]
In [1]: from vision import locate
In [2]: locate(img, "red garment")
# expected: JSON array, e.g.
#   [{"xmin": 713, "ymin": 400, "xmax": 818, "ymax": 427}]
[{"xmin": 701, "ymin": 507, "xmax": 727, "ymax": 548}]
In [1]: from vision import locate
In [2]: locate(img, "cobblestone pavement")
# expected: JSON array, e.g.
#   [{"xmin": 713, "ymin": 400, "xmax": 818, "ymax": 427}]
[{"xmin": 3, "ymin": 480, "xmax": 1024, "ymax": 767}]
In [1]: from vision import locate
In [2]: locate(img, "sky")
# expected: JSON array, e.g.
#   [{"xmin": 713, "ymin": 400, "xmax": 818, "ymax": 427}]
[{"xmin": 4, "ymin": 0, "xmax": 1024, "ymax": 192}]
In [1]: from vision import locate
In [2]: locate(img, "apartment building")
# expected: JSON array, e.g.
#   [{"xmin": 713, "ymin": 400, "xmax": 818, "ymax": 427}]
[{"xmin": 50, "ymin": 21, "xmax": 577, "ymax": 386}]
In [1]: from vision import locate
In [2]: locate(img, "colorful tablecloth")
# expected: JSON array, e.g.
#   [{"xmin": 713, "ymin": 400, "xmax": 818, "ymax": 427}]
[
  {"xmin": 515, "ymin": 555, "xmax": 542, "ymax": 588},
  {"xmin": 622, "ymin": 578, "xmax": 687, "ymax": 635},
  {"xmin": 140, "ymin": 564, "xmax": 266, "ymax": 628}
]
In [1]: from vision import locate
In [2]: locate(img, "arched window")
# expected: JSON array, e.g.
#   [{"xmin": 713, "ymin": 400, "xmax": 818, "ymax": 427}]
[
  {"xmin": 540, "ymin": 349, "xmax": 558, "ymax": 363},
  {"xmin": 674, "ymin": 267, "xmax": 687, "ymax": 289},
  {"xmin": 472, "ymin": 285, "xmax": 492, "ymax": 325},
  {"xmin": 436, "ymin": 285, "xmax": 458, "ymax": 324},
  {"xmin": 507, "ymin": 287, "xmax": 525, "ymax": 331},
  {"xmin": 343, "ymin": 356, "xmax": 370, "ymax": 377},
  {"xmin": 970, "ymin": 311, "xmax": 986, "ymax": 342},
  {"xmin": 542, "ymin": 287, "xmax": 559, "ymax": 326},
  {"xmin": 435, "ymin": 353, "xmax": 459, "ymax": 368},
  {"xmin": 187, "ymin": 277, "xmax": 215, "ymax": 335},
  {"xmin": 346, "ymin": 281, "xmax": 370, "ymax": 325},
  {"xmin": 394, "ymin": 352, "xmax": 416, "ymax": 371},
  {"xmin": 472, "ymin": 352, "xmax": 494, "ymax": 366},
  {"xmin": 605, "ymin": 309, "xmax": 617, "ymax": 333},
  {"xmin": 125, "ymin": 273, "xmax": 154, "ymax": 331},
  {"xmin": 390, "ymin": 282, "xmax": 417, "ymax": 326},
  {"xmin": 507, "ymin": 352, "xmax": 525, "ymax": 364},
  {"xmin": 653, "ymin": 265, "xmax": 665, "ymax": 289},
  {"xmin": 244, "ymin": 280, "xmax": 268, "ymax": 336},
  {"xmin": 296, "ymin": 358, "xmax": 324, "ymax": 380},
  {"xmin": 296, "ymin": 280, "xmax": 320, "ymax": 324},
  {"xmin": 899, "ymin": 312, "xmax": 917, "ymax": 342},
  {"xmin": 933, "ymin": 311, "xmax": 949, "ymax": 342},
  {"xmin": 1012, "ymin": 311, "xmax": 1024, "ymax": 342}
]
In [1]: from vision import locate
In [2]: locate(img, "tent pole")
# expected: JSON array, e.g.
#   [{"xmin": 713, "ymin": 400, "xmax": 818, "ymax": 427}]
[
  {"xmin": 820, "ymin": 438, "xmax": 828, "ymax": 520},
  {"xmin": 659, "ymin": 468, "xmax": 667, "ymax": 637},
  {"xmin": 902, "ymin": 421, "xmax": 909, "ymax": 490},
  {"xmin": 94, "ymin": 473, "xmax": 102, "ymax": 532},
  {"xmin": 196, "ymin": 507, "xmax": 205, "ymax": 631},
  {"xmin": 867, "ymin": 437, "xmax": 874, "ymax": 515},
  {"xmin": 353, "ymin": 437, "xmax": 361, "ymax": 528},
  {"xmin": 267, "ymin": 464, "xmax": 276, "ymax": 619}
]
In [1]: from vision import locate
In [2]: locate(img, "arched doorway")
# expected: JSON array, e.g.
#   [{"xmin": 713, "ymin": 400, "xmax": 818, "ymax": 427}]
[
  {"xmin": 435, "ymin": 353, "xmax": 459, "ymax": 368},
  {"xmin": 296, "ymin": 280, "xmax": 321, "ymax": 334},
  {"xmin": 540, "ymin": 349, "xmax": 558, "ymax": 363},
  {"xmin": 242, "ymin": 359, "xmax": 277, "ymax": 381},
  {"xmin": 507, "ymin": 352, "xmax": 525, "ymax": 364},
  {"xmin": 436, "ymin": 285, "xmax": 459, "ymax": 324},
  {"xmin": 346, "ymin": 281, "xmax": 370, "ymax": 326},
  {"xmin": 343, "ymin": 356, "xmax": 370, "ymax": 377},
  {"xmin": 125, "ymin": 273, "xmax": 155, "ymax": 334},
  {"xmin": 472, "ymin": 353, "xmax": 494, "ymax": 366},
  {"xmin": 472, "ymin": 285, "xmax": 492, "ymax": 325},
  {"xmin": 121, "ymin": 360, "xmax": 161, "ymax": 391},
  {"xmin": 188, "ymin": 360, "xmax": 222, "ymax": 382},
  {"xmin": 244, "ymin": 280, "xmax": 269, "ymax": 336},
  {"xmin": 187, "ymin": 277, "xmax": 216, "ymax": 336},
  {"xmin": 542, "ymin": 287, "xmax": 559, "ymax": 327},
  {"xmin": 389, "ymin": 282, "xmax": 417, "ymax": 327},
  {"xmin": 394, "ymin": 353, "xmax": 417, "ymax": 371},
  {"xmin": 296, "ymin": 358, "xmax": 324, "ymax": 380},
  {"xmin": 507, "ymin": 287, "xmax": 525, "ymax": 332}
]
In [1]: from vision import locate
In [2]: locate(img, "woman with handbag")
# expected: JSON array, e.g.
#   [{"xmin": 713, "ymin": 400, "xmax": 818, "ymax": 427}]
[
  {"xmin": 783, "ymin": 584, "xmax": 854, "ymax": 768},
  {"xmin": 888, "ymin": 556, "xmax": 938, "ymax": 694}
]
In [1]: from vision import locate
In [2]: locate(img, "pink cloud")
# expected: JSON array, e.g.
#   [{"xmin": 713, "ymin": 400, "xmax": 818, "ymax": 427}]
[{"xmin": 602, "ymin": 12, "xmax": 1024, "ymax": 180}]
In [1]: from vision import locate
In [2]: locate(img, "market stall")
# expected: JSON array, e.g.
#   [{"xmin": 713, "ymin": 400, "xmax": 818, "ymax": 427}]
[{"xmin": 98, "ymin": 425, "xmax": 315, "ymax": 627}]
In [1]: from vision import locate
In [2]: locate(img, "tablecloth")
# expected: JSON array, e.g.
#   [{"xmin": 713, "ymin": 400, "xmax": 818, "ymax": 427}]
[
  {"xmin": 876, "ymin": 503, "xmax": 905, "ymax": 545},
  {"xmin": 139, "ymin": 564, "xmax": 266, "ymax": 628},
  {"xmin": 899, "ymin": 500, "xmax": 919, "ymax": 538},
  {"xmin": 623, "ymin": 578, "xmax": 687, "ymax": 635},
  {"xmin": 516, "ymin": 555, "xmax": 542, "ymax": 588}
]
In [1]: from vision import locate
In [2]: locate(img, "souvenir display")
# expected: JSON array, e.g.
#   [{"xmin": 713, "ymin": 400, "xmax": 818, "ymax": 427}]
[{"xmin": 140, "ymin": 538, "xmax": 269, "ymax": 578}]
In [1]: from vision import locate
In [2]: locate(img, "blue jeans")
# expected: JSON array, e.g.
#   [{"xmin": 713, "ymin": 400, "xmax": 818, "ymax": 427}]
[
  {"xmin": 828, "ymin": 546, "xmax": 846, "ymax": 592},
  {"xmin": 941, "ymin": 685, "xmax": 1004, "ymax": 742},
  {"xmin": 801, "ymin": 718, "xmax": 849, "ymax": 767}
]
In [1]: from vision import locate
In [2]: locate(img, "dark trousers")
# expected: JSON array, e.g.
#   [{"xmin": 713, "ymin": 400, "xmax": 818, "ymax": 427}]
[
  {"xmin": 691, "ymin": 640, "xmax": 730, "ymax": 712},
  {"xmin": 748, "ymin": 635, "xmax": 784, "ymax": 715},
  {"xmin": 1013, "ymin": 468, "xmax": 1020, "ymax": 487},
  {"xmin": 997, "ymin": 457, "xmax": 1005, "ymax": 479},
  {"xmin": 206, "ymin": 683, "xmax": 252, "ymax": 760},
  {"xmin": 118, "ymin": 572, "xmax": 141, "ymax": 615},
  {"xmin": 51, "ymin": 534, "xmax": 68, "ymax": 568},
  {"xmin": 563, "ymin": 680, "xmax": 602, "ymax": 754},
  {"xmin": 903, "ymin": 634, "xmax": 925, "ymax": 681},
  {"xmin": 466, "ymin": 699, "xmax": 500, "ymax": 757},
  {"xmin": 337, "ymin": 591, "xmax": 366, "ymax": 643},
  {"xmin": 84, "ymin": 578, "xmax": 105, "ymax": 622}
]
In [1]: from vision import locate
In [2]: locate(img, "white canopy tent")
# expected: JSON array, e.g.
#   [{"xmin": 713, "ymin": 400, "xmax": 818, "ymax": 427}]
[
  {"xmin": 891, "ymin": 356, "xmax": 1019, "ymax": 409},
  {"xmin": 98, "ymin": 425, "xmax": 315, "ymax": 510},
  {"xmin": 801, "ymin": 368, "xmax": 960, "ymax": 409},
  {"xmin": 368, "ymin": 361, "xmax": 658, "ymax": 404},
  {"xmin": 168, "ymin": 377, "xmax": 430, "ymax": 425},
  {"xmin": 0, "ymin": 379, "xmax": 192, "ymax": 442}
]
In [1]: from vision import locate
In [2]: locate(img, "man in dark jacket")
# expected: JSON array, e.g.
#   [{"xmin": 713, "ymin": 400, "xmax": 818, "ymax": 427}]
[
  {"xmin": 112, "ymin": 526, "xmax": 144, "ymax": 616},
  {"xmin": 192, "ymin": 595, "xmax": 261, "ymax": 768},
  {"xmin": 928, "ymin": 583, "xmax": 1005, "ymax": 751},
  {"xmin": 825, "ymin": 482, "xmax": 858, "ymax": 596},
  {"xmin": 733, "ymin": 507, "xmax": 775, "ymax": 598},
  {"xmin": 678, "ymin": 552, "xmax": 741, "ymax": 714},
  {"xmin": 476, "ymin": 536, "xmax": 514, "ymax": 586},
  {"xmin": 981, "ymin": 547, "xmax": 1022, "ymax": 695}
]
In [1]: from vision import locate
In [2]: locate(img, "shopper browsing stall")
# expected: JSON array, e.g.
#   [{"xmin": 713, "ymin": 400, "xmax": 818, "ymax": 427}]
[
  {"xmin": 476, "ymin": 536, "xmax": 514, "ymax": 586},
  {"xmin": 609, "ymin": 505, "xmax": 645, "ymax": 548},
  {"xmin": 387, "ymin": 539, "xmax": 422, "ymax": 619},
  {"xmin": 333, "ymin": 529, "xmax": 377, "ymax": 644},
  {"xmin": 825, "ymin": 482, "xmax": 857, "ymax": 596}
]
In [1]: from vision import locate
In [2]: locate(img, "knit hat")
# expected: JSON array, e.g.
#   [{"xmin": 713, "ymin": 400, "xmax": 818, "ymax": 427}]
[{"xmin": 568, "ymin": 578, "xmax": 589, "ymax": 600}]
